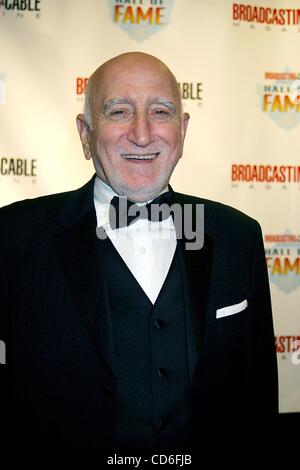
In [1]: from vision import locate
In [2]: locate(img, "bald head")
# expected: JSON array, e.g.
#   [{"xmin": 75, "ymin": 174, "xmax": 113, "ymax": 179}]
[
  {"xmin": 76, "ymin": 51, "xmax": 189, "ymax": 202},
  {"xmin": 84, "ymin": 52, "xmax": 182, "ymax": 128}
]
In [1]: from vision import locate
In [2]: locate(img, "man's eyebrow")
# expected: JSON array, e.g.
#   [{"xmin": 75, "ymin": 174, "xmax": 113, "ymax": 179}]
[
  {"xmin": 102, "ymin": 97, "xmax": 177, "ymax": 114},
  {"xmin": 151, "ymin": 98, "xmax": 177, "ymax": 113},
  {"xmin": 103, "ymin": 98, "xmax": 131, "ymax": 113}
]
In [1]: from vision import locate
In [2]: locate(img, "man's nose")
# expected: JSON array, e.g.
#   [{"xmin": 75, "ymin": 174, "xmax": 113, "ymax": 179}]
[{"xmin": 127, "ymin": 112, "xmax": 154, "ymax": 147}]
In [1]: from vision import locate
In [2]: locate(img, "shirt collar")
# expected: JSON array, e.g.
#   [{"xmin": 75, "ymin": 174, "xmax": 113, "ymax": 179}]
[
  {"xmin": 94, "ymin": 177, "xmax": 116, "ymax": 227},
  {"xmin": 93, "ymin": 176, "xmax": 169, "ymax": 228}
]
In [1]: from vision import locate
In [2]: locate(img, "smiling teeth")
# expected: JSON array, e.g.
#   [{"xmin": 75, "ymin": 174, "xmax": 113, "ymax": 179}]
[{"xmin": 123, "ymin": 153, "xmax": 157, "ymax": 160}]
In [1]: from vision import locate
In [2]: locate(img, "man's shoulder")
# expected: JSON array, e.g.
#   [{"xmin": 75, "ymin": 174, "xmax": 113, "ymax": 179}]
[
  {"xmin": 0, "ymin": 177, "xmax": 94, "ymax": 226},
  {"xmin": 175, "ymin": 191, "xmax": 257, "ymax": 222},
  {"xmin": 174, "ymin": 191, "xmax": 260, "ymax": 237},
  {"xmin": 0, "ymin": 189, "xmax": 73, "ymax": 223}
]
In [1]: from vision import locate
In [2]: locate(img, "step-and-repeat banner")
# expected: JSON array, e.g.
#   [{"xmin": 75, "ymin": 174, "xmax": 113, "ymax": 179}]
[{"xmin": 0, "ymin": 0, "xmax": 299, "ymax": 413}]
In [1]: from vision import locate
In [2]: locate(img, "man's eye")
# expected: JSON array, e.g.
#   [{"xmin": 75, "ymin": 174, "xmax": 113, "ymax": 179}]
[
  {"xmin": 151, "ymin": 109, "xmax": 171, "ymax": 119},
  {"xmin": 111, "ymin": 110, "xmax": 126, "ymax": 116},
  {"xmin": 107, "ymin": 109, "xmax": 131, "ymax": 120}
]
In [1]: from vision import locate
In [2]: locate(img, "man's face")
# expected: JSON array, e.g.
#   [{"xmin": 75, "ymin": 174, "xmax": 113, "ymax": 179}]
[{"xmin": 77, "ymin": 55, "xmax": 189, "ymax": 202}]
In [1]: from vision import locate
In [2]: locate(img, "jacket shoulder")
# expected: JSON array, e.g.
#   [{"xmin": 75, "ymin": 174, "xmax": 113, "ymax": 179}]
[
  {"xmin": 175, "ymin": 191, "xmax": 257, "ymax": 223},
  {"xmin": 0, "ymin": 190, "xmax": 72, "ymax": 224},
  {"xmin": 0, "ymin": 177, "xmax": 94, "ymax": 226},
  {"xmin": 174, "ymin": 191, "xmax": 261, "ymax": 240}
]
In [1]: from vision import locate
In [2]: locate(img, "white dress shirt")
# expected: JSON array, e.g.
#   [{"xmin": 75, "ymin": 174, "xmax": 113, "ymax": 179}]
[{"xmin": 94, "ymin": 176, "xmax": 177, "ymax": 304}]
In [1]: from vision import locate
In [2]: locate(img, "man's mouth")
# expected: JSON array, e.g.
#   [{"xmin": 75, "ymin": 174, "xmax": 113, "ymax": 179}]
[{"xmin": 122, "ymin": 152, "xmax": 159, "ymax": 161}]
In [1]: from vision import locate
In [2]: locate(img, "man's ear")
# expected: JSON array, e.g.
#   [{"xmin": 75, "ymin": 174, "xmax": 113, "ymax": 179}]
[
  {"xmin": 76, "ymin": 114, "xmax": 92, "ymax": 160},
  {"xmin": 182, "ymin": 112, "xmax": 190, "ymax": 141}
]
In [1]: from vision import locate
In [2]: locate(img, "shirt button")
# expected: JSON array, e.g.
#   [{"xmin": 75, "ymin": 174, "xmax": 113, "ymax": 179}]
[
  {"xmin": 157, "ymin": 367, "xmax": 168, "ymax": 378},
  {"xmin": 140, "ymin": 247, "xmax": 146, "ymax": 254},
  {"xmin": 154, "ymin": 318, "xmax": 165, "ymax": 329}
]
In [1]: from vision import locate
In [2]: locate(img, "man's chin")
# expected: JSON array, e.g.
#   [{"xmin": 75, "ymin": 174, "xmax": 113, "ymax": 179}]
[
  {"xmin": 125, "ymin": 191, "xmax": 160, "ymax": 203},
  {"xmin": 117, "ymin": 184, "xmax": 166, "ymax": 203}
]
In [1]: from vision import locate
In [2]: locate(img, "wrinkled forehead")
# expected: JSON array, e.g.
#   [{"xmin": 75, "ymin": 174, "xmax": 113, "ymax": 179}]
[{"xmin": 91, "ymin": 58, "xmax": 181, "ymax": 111}]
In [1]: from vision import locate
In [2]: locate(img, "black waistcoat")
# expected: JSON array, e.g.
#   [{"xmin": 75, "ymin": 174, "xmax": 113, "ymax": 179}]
[{"xmin": 99, "ymin": 237, "xmax": 191, "ymax": 452}]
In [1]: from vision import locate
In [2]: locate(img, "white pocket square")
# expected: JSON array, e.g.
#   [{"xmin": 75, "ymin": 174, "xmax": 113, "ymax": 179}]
[{"xmin": 216, "ymin": 299, "xmax": 248, "ymax": 319}]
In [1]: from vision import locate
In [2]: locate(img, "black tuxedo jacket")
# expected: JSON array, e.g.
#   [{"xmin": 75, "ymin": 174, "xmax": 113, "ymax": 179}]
[{"xmin": 0, "ymin": 176, "xmax": 278, "ymax": 452}]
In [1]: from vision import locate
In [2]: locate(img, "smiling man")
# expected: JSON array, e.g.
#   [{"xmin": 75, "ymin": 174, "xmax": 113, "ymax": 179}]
[
  {"xmin": 76, "ymin": 52, "xmax": 189, "ymax": 202},
  {"xmin": 0, "ymin": 52, "xmax": 278, "ymax": 455}
]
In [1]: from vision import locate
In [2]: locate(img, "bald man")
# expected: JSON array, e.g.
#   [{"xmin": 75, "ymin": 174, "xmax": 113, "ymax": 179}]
[{"xmin": 0, "ymin": 52, "xmax": 278, "ymax": 455}]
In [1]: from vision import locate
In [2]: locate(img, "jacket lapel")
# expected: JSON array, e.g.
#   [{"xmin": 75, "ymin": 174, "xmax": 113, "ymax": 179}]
[
  {"xmin": 51, "ymin": 179, "xmax": 213, "ymax": 381},
  {"xmin": 174, "ymin": 191, "xmax": 213, "ymax": 381},
  {"xmin": 51, "ymin": 176, "xmax": 116, "ymax": 375}
]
